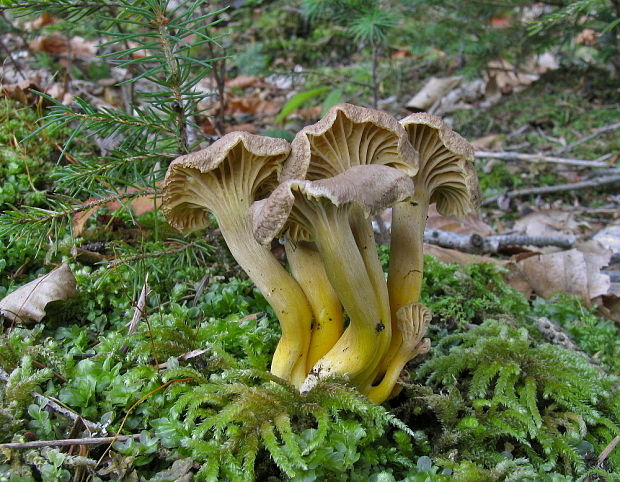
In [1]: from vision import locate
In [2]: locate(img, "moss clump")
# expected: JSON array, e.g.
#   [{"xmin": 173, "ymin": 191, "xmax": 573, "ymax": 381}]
[{"xmin": 401, "ymin": 319, "xmax": 620, "ymax": 478}]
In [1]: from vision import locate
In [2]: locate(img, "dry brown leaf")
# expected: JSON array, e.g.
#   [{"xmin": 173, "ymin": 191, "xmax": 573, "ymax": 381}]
[
  {"xmin": 72, "ymin": 188, "xmax": 161, "ymax": 236},
  {"xmin": 228, "ymin": 96, "xmax": 279, "ymax": 115},
  {"xmin": 224, "ymin": 123, "xmax": 257, "ymax": 134},
  {"xmin": 426, "ymin": 205, "xmax": 495, "ymax": 236},
  {"xmin": 30, "ymin": 32, "xmax": 68, "ymax": 54},
  {"xmin": 406, "ymin": 76, "xmax": 462, "ymax": 111},
  {"xmin": 391, "ymin": 48, "xmax": 412, "ymax": 59},
  {"xmin": 226, "ymin": 76, "xmax": 260, "ymax": 89},
  {"xmin": 424, "ymin": 244, "xmax": 503, "ymax": 265},
  {"xmin": 576, "ymin": 28, "xmax": 598, "ymax": 46},
  {"xmin": 470, "ymin": 134, "xmax": 502, "ymax": 151},
  {"xmin": 513, "ymin": 242, "xmax": 611, "ymax": 304},
  {"xmin": 593, "ymin": 224, "xmax": 620, "ymax": 254},
  {"xmin": 0, "ymin": 265, "xmax": 77, "ymax": 324},
  {"xmin": 29, "ymin": 33, "xmax": 96, "ymax": 57},
  {"xmin": 513, "ymin": 210, "xmax": 580, "ymax": 239},
  {"xmin": 486, "ymin": 59, "xmax": 538, "ymax": 94},
  {"xmin": 69, "ymin": 36, "xmax": 97, "ymax": 57},
  {"xmin": 24, "ymin": 12, "xmax": 57, "ymax": 30}
]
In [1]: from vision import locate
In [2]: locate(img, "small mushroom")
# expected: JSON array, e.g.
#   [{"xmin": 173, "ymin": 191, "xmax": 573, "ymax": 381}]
[
  {"xmin": 253, "ymin": 165, "xmax": 415, "ymax": 390},
  {"xmin": 163, "ymin": 132, "xmax": 313, "ymax": 387},
  {"xmin": 365, "ymin": 302, "xmax": 431, "ymax": 404},
  {"xmin": 384, "ymin": 114, "xmax": 478, "ymax": 371},
  {"xmin": 282, "ymin": 104, "xmax": 419, "ymax": 383}
]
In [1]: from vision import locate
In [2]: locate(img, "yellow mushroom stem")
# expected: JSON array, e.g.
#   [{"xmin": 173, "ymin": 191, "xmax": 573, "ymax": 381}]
[
  {"xmin": 383, "ymin": 198, "xmax": 430, "ymax": 373},
  {"xmin": 365, "ymin": 302, "xmax": 431, "ymax": 404},
  {"xmin": 214, "ymin": 205, "xmax": 313, "ymax": 388},
  {"xmin": 283, "ymin": 240, "xmax": 344, "ymax": 372},
  {"xmin": 300, "ymin": 203, "xmax": 390, "ymax": 390},
  {"xmin": 349, "ymin": 207, "xmax": 393, "ymax": 387}
]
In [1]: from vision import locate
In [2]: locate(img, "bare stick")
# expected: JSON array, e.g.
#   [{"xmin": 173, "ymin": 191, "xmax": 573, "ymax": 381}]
[
  {"xmin": 482, "ymin": 174, "xmax": 620, "ymax": 207},
  {"xmin": 0, "ymin": 368, "xmax": 100, "ymax": 433},
  {"xmin": 475, "ymin": 150, "xmax": 609, "ymax": 168},
  {"xmin": 0, "ymin": 434, "xmax": 141, "ymax": 450},
  {"xmin": 423, "ymin": 229, "xmax": 574, "ymax": 254},
  {"xmin": 553, "ymin": 122, "xmax": 620, "ymax": 155},
  {"xmin": 597, "ymin": 435, "xmax": 620, "ymax": 468}
]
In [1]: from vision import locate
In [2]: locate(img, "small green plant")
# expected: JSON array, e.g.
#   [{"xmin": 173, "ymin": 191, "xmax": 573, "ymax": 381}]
[
  {"xmin": 408, "ymin": 319, "xmax": 620, "ymax": 477},
  {"xmin": 301, "ymin": 0, "xmax": 398, "ymax": 106},
  {"xmin": 160, "ymin": 367, "xmax": 415, "ymax": 480}
]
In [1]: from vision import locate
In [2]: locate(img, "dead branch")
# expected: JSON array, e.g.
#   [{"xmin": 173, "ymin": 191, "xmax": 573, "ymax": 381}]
[
  {"xmin": 552, "ymin": 122, "xmax": 620, "ymax": 155},
  {"xmin": 0, "ymin": 434, "xmax": 141, "ymax": 450},
  {"xmin": 0, "ymin": 368, "xmax": 100, "ymax": 433},
  {"xmin": 482, "ymin": 174, "xmax": 620, "ymax": 207},
  {"xmin": 423, "ymin": 229, "xmax": 574, "ymax": 253},
  {"xmin": 475, "ymin": 150, "xmax": 609, "ymax": 168},
  {"xmin": 597, "ymin": 435, "xmax": 620, "ymax": 468}
]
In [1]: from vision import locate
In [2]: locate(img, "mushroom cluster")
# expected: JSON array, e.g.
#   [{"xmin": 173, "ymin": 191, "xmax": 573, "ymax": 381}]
[{"xmin": 162, "ymin": 104, "xmax": 478, "ymax": 403}]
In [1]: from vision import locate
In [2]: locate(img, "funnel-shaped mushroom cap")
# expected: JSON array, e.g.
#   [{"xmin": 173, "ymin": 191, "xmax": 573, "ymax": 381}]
[
  {"xmin": 253, "ymin": 164, "xmax": 414, "ymax": 245},
  {"xmin": 163, "ymin": 132, "xmax": 290, "ymax": 232},
  {"xmin": 400, "ymin": 113, "xmax": 478, "ymax": 217},
  {"xmin": 282, "ymin": 103, "xmax": 419, "ymax": 182}
]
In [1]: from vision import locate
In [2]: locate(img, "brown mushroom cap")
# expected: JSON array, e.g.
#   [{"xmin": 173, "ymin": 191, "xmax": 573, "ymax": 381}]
[
  {"xmin": 400, "ymin": 112, "xmax": 478, "ymax": 217},
  {"xmin": 282, "ymin": 103, "xmax": 419, "ymax": 182},
  {"xmin": 252, "ymin": 164, "xmax": 414, "ymax": 245},
  {"xmin": 163, "ymin": 131, "xmax": 290, "ymax": 232}
]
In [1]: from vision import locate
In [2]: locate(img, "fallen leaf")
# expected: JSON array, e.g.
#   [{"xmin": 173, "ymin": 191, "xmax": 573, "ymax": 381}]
[
  {"xmin": 576, "ymin": 28, "xmax": 598, "ymax": 46},
  {"xmin": 513, "ymin": 210, "xmax": 580, "ymax": 239},
  {"xmin": 72, "ymin": 187, "xmax": 162, "ymax": 236},
  {"xmin": 593, "ymin": 224, "xmax": 620, "ymax": 254},
  {"xmin": 426, "ymin": 205, "xmax": 495, "ymax": 236},
  {"xmin": 226, "ymin": 76, "xmax": 260, "ymax": 89},
  {"xmin": 513, "ymin": 242, "xmax": 611, "ymax": 304},
  {"xmin": 29, "ymin": 32, "xmax": 68, "ymax": 54},
  {"xmin": 470, "ymin": 134, "xmax": 502, "ymax": 151},
  {"xmin": 486, "ymin": 59, "xmax": 539, "ymax": 94},
  {"xmin": 391, "ymin": 48, "xmax": 412, "ymax": 59},
  {"xmin": 29, "ymin": 33, "xmax": 96, "ymax": 57},
  {"xmin": 224, "ymin": 123, "xmax": 257, "ymax": 134},
  {"xmin": 228, "ymin": 96, "xmax": 279, "ymax": 115},
  {"xmin": 24, "ymin": 12, "xmax": 57, "ymax": 30},
  {"xmin": 0, "ymin": 265, "xmax": 77, "ymax": 324},
  {"xmin": 424, "ymin": 244, "xmax": 503, "ymax": 266},
  {"xmin": 406, "ymin": 76, "xmax": 462, "ymax": 111}
]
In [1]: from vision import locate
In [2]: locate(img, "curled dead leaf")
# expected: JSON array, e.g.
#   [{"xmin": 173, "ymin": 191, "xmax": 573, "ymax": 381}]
[
  {"xmin": 0, "ymin": 265, "xmax": 77, "ymax": 324},
  {"xmin": 513, "ymin": 241, "xmax": 612, "ymax": 304}
]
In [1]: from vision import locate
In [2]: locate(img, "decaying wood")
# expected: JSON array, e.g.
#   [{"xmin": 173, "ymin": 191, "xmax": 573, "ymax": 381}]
[
  {"xmin": 423, "ymin": 229, "xmax": 574, "ymax": 253},
  {"xmin": 597, "ymin": 435, "xmax": 620, "ymax": 468},
  {"xmin": 482, "ymin": 174, "xmax": 620, "ymax": 207},
  {"xmin": 0, "ymin": 435, "xmax": 141, "ymax": 450},
  {"xmin": 0, "ymin": 368, "xmax": 100, "ymax": 433},
  {"xmin": 553, "ymin": 122, "xmax": 620, "ymax": 155},
  {"xmin": 475, "ymin": 150, "xmax": 609, "ymax": 167}
]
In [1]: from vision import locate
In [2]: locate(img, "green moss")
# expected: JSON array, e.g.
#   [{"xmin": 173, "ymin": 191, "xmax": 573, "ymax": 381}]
[
  {"xmin": 0, "ymin": 100, "xmax": 68, "ymax": 210},
  {"xmin": 406, "ymin": 319, "xmax": 620, "ymax": 478}
]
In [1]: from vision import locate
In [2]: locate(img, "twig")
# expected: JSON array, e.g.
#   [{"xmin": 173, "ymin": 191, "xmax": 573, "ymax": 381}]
[
  {"xmin": 552, "ymin": 122, "xmax": 620, "ymax": 155},
  {"xmin": 423, "ymin": 229, "xmax": 574, "ymax": 254},
  {"xmin": 9, "ymin": 188, "xmax": 161, "ymax": 225},
  {"xmin": 475, "ymin": 150, "xmax": 609, "ymax": 168},
  {"xmin": 482, "ymin": 174, "xmax": 620, "ymax": 207},
  {"xmin": 0, "ymin": 435, "xmax": 141, "ymax": 450},
  {"xmin": 0, "ymin": 368, "xmax": 100, "ymax": 432},
  {"xmin": 597, "ymin": 435, "xmax": 620, "ymax": 468},
  {"xmin": 156, "ymin": 348, "xmax": 210, "ymax": 369}
]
